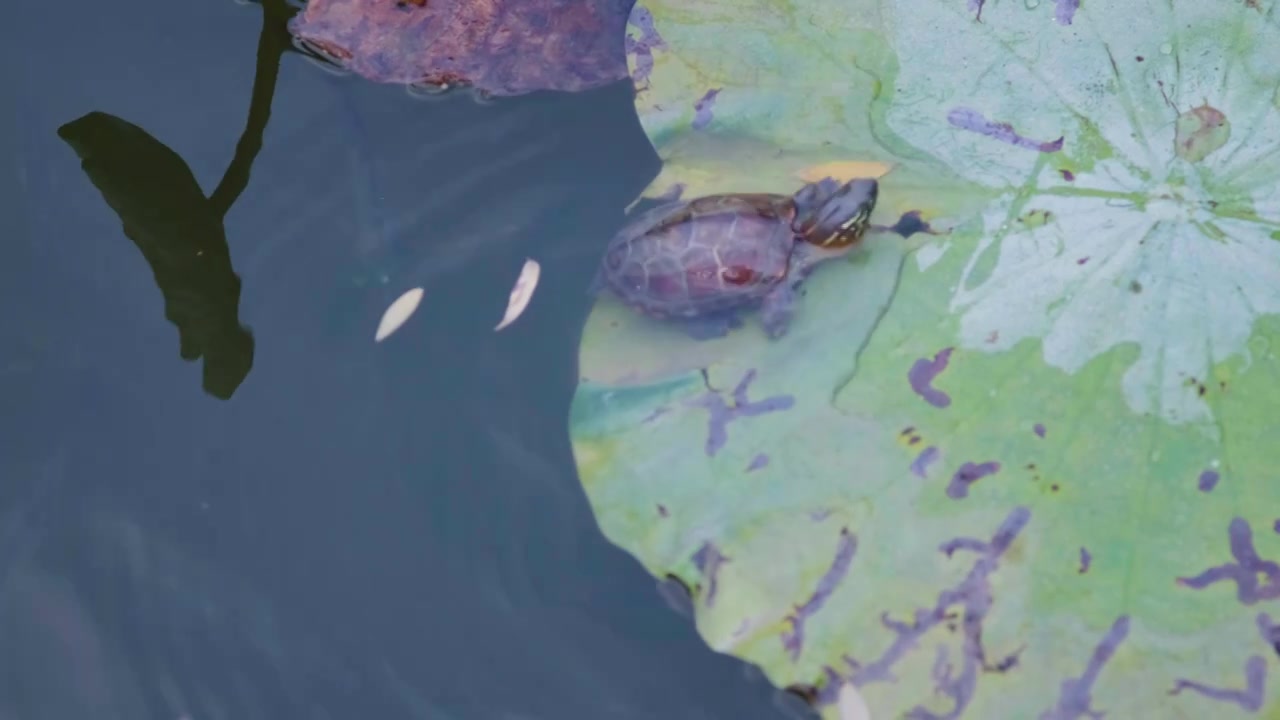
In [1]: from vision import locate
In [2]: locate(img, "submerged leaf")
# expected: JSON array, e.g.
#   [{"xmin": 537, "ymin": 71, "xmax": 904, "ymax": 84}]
[
  {"xmin": 495, "ymin": 258, "xmax": 541, "ymax": 331},
  {"xmin": 375, "ymin": 287, "xmax": 424, "ymax": 342},
  {"xmin": 572, "ymin": 0, "xmax": 1280, "ymax": 718}
]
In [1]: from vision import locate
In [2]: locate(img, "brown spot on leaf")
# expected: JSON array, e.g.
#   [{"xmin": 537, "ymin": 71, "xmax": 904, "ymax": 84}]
[{"xmin": 1175, "ymin": 102, "xmax": 1231, "ymax": 163}]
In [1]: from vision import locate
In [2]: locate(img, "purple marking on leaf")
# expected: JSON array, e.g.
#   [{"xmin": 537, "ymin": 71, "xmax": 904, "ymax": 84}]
[
  {"xmin": 815, "ymin": 667, "xmax": 846, "ymax": 705},
  {"xmin": 909, "ymin": 347, "xmax": 954, "ymax": 408},
  {"xmin": 688, "ymin": 369, "xmax": 795, "ymax": 457},
  {"xmin": 931, "ymin": 645, "xmax": 951, "ymax": 685},
  {"xmin": 627, "ymin": 6, "xmax": 665, "ymax": 48},
  {"xmin": 746, "ymin": 453, "xmax": 769, "ymax": 472},
  {"xmin": 941, "ymin": 538, "xmax": 988, "ymax": 557},
  {"xmin": 908, "ymin": 640, "xmax": 998, "ymax": 720},
  {"xmin": 825, "ymin": 506, "xmax": 1030, "ymax": 718},
  {"xmin": 692, "ymin": 88, "xmax": 721, "ymax": 130},
  {"xmin": 624, "ymin": 35, "xmax": 656, "ymax": 89},
  {"xmin": 1079, "ymin": 548, "xmax": 1091, "ymax": 574},
  {"xmin": 640, "ymin": 406, "xmax": 669, "ymax": 424},
  {"xmin": 905, "ymin": 644, "xmax": 976, "ymax": 720},
  {"xmin": 1198, "ymin": 469, "xmax": 1220, "ymax": 492},
  {"xmin": 1060, "ymin": 169, "xmax": 1076, "ymax": 181},
  {"xmin": 1274, "ymin": 519, "xmax": 1280, "ymax": 535},
  {"xmin": 946, "ymin": 461, "xmax": 1001, "ymax": 500},
  {"xmin": 1034, "ymin": 423, "xmax": 1047, "ymax": 437},
  {"xmin": 623, "ymin": 9, "xmax": 666, "ymax": 91},
  {"xmin": 912, "ymin": 446, "xmax": 941, "ymax": 478},
  {"xmin": 692, "ymin": 542, "xmax": 729, "ymax": 608},
  {"xmin": 1256, "ymin": 612, "xmax": 1280, "ymax": 651},
  {"xmin": 1177, "ymin": 517, "xmax": 1280, "ymax": 604},
  {"xmin": 782, "ymin": 528, "xmax": 857, "ymax": 660},
  {"xmin": 947, "ymin": 107, "xmax": 1065, "ymax": 153},
  {"xmin": 1054, "ymin": 0, "xmax": 1080, "ymax": 25},
  {"xmin": 1040, "ymin": 615, "xmax": 1130, "ymax": 719},
  {"xmin": 1169, "ymin": 657, "xmax": 1266, "ymax": 712},
  {"xmin": 967, "ymin": 0, "xmax": 986, "ymax": 20}
]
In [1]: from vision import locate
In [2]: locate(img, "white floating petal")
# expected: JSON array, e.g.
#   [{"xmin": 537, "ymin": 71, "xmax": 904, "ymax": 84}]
[
  {"xmin": 495, "ymin": 258, "xmax": 541, "ymax": 331},
  {"xmin": 837, "ymin": 683, "xmax": 871, "ymax": 720},
  {"xmin": 375, "ymin": 287, "xmax": 424, "ymax": 342}
]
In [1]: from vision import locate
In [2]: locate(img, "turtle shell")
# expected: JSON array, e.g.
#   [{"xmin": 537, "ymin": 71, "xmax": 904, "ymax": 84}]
[{"xmin": 599, "ymin": 193, "xmax": 797, "ymax": 318}]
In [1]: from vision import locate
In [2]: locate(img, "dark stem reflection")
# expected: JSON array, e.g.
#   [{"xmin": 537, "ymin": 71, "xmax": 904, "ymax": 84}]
[{"xmin": 56, "ymin": 0, "xmax": 295, "ymax": 400}]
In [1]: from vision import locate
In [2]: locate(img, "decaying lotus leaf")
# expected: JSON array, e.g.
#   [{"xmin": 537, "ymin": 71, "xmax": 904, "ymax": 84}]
[{"xmin": 288, "ymin": 0, "xmax": 634, "ymax": 97}]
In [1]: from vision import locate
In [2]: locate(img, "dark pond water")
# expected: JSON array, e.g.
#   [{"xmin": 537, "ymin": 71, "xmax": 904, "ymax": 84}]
[{"xmin": 3, "ymin": 1, "xmax": 803, "ymax": 718}]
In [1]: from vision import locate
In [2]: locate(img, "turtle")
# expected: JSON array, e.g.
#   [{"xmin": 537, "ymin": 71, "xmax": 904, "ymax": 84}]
[{"xmin": 591, "ymin": 176, "xmax": 879, "ymax": 340}]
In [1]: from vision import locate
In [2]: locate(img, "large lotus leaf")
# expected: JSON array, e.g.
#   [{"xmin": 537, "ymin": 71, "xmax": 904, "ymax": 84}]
[
  {"xmin": 571, "ymin": 1, "xmax": 1280, "ymax": 718},
  {"xmin": 288, "ymin": 0, "xmax": 633, "ymax": 96}
]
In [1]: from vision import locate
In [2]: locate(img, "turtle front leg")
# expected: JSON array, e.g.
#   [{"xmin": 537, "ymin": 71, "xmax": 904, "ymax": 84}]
[
  {"xmin": 760, "ymin": 284, "xmax": 796, "ymax": 339},
  {"xmin": 679, "ymin": 310, "xmax": 744, "ymax": 341}
]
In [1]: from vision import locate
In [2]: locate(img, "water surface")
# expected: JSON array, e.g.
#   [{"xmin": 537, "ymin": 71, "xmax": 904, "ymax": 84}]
[{"xmin": 3, "ymin": 1, "xmax": 801, "ymax": 717}]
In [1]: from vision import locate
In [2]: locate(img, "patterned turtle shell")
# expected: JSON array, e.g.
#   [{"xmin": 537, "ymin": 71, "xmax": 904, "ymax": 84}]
[{"xmin": 598, "ymin": 192, "xmax": 800, "ymax": 319}]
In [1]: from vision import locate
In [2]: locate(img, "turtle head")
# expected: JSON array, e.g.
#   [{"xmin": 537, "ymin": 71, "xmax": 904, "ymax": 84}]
[{"xmin": 792, "ymin": 177, "xmax": 878, "ymax": 248}]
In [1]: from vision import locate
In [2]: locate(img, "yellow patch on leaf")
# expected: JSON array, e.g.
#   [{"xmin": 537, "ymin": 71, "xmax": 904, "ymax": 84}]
[
  {"xmin": 795, "ymin": 161, "xmax": 893, "ymax": 183},
  {"xmin": 571, "ymin": 438, "xmax": 617, "ymax": 488}
]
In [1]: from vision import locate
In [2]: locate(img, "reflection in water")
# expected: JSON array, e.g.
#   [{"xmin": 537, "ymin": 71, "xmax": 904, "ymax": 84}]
[
  {"xmin": 10, "ymin": 0, "xmax": 809, "ymax": 715},
  {"xmin": 57, "ymin": 114, "xmax": 255, "ymax": 400},
  {"xmin": 54, "ymin": 0, "xmax": 296, "ymax": 400}
]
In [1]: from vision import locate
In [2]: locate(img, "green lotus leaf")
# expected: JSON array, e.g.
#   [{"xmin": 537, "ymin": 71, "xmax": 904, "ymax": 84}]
[{"xmin": 571, "ymin": 0, "xmax": 1280, "ymax": 717}]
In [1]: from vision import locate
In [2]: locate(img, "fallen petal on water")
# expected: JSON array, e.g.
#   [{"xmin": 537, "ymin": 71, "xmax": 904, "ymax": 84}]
[
  {"xmin": 495, "ymin": 258, "xmax": 541, "ymax": 331},
  {"xmin": 375, "ymin": 287, "xmax": 424, "ymax": 342},
  {"xmin": 837, "ymin": 683, "xmax": 871, "ymax": 720}
]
